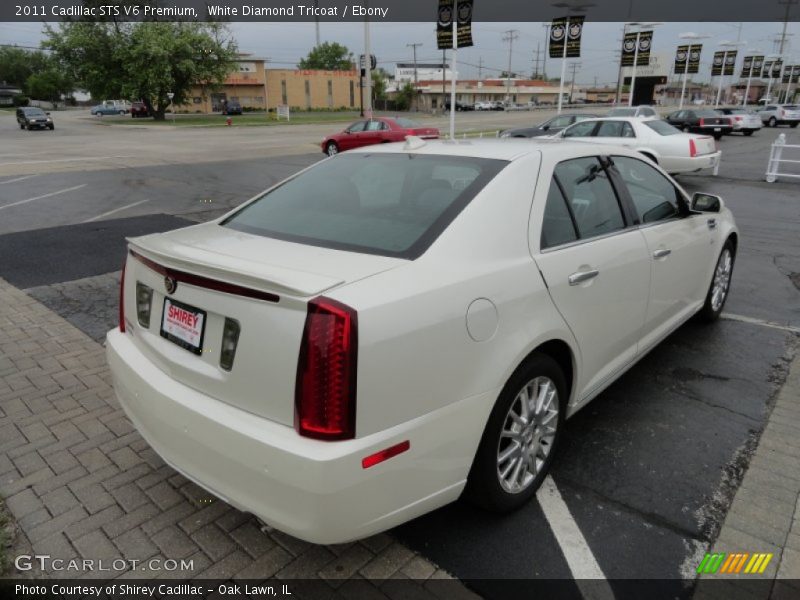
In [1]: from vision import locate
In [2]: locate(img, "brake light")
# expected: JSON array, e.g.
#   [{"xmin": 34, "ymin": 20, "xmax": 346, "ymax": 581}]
[
  {"xmin": 119, "ymin": 259, "xmax": 127, "ymax": 333},
  {"xmin": 699, "ymin": 118, "xmax": 705, "ymax": 127},
  {"xmin": 295, "ymin": 297, "xmax": 357, "ymax": 440},
  {"xmin": 689, "ymin": 138, "xmax": 697, "ymax": 157},
  {"xmin": 735, "ymin": 116, "xmax": 743, "ymax": 121}
]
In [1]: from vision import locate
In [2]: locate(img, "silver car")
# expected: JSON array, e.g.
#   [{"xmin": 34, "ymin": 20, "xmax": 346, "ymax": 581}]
[
  {"xmin": 716, "ymin": 107, "xmax": 762, "ymax": 136},
  {"xmin": 758, "ymin": 104, "xmax": 800, "ymax": 128}
]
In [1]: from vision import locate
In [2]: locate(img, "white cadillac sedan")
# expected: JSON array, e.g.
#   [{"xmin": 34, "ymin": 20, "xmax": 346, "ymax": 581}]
[
  {"xmin": 554, "ymin": 117, "xmax": 722, "ymax": 175},
  {"xmin": 107, "ymin": 138, "xmax": 737, "ymax": 544}
]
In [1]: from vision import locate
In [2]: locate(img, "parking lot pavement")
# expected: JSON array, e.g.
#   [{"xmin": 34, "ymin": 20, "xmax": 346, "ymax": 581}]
[{"xmin": 0, "ymin": 120, "xmax": 798, "ymax": 596}]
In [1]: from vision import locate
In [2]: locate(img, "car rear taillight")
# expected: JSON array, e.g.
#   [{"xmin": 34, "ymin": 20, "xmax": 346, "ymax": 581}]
[
  {"xmin": 119, "ymin": 259, "xmax": 127, "ymax": 332},
  {"xmin": 735, "ymin": 116, "xmax": 743, "ymax": 121},
  {"xmin": 219, "ymin": 318, "xmax": 241, "ymax": 372},
  {"xmin": 295, "ymin": 297, "xmax": 357, "ymax": 440},
  {"xmin": 135, "ymin": 282, "xmax": 153, "ymax": 328},
  {"xmin": 699, "ymin": 118, "xmax": 705, "ymax": 127},
  {"xmin": 689, "ymin": 138, "xmax": 698, "ymax": 157}
]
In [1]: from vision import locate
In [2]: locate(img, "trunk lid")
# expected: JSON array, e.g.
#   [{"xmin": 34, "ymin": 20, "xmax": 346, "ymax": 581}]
[{"xmin": 122, "ymin": 221, "xmax": 404, "ymax": 426}]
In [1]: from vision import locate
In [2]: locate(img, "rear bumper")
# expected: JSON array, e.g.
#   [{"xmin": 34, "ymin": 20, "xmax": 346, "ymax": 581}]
[
  {"xmin": 106, "ymin": 328, "xmax": 486, "ymax": 543},
  {"xmin": 663, "ymin": 150, "xmax": 721, "ymax": 174}
]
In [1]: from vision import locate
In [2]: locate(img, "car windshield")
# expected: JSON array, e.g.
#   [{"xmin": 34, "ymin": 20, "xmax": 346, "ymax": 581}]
[
  {"xmin": 394, "ymin": 118, "xmax": 420, "ymax": 128},
  {"xmin": 25, "ymin": 108, "xmax": 46, "ymax": 116},
  {"xmin": 222, "ymin": 153, "xmax": 507, "ymax": 258},
  {"xmin": 607, "ymin": 108, "xmax": 637, "ymax": 117},
  {"xmin": 644, "ymin": 120, "xmax": 681, "ymax": 136}
]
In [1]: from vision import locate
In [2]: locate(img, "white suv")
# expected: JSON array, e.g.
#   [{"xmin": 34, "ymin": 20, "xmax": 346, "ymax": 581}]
[{"xmin": 758, "ymin": 104, "xmax": 800, "ymax": 128}]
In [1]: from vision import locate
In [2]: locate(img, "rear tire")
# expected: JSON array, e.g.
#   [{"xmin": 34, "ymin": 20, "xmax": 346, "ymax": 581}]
[
  {"xmin": 768, "ymin": 117, "xmax": 777, "ymax": 127},
  {"xmin": 698, "ymin": 239, "xmax": 735, "ymax": 322},
  {"xmin": 464, "ymin": 353, "xmax": 566, "ymax": 512},
  {"xmin": 713, "ymin": 133, "xmax": 723, "ymax": 140},
  {"xmin": 743, "ymin": 130, "xmax": 754, "ymax": 136},
  {"xmin": 791, "ymin": 123, "xmax": 798, "ymax": 128}
]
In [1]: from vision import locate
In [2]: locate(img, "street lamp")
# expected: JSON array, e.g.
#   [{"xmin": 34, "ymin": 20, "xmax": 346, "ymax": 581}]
[
  {"xmin": 677, "ymin": 33, "xmax": 710, "ymax": 109},
  {"xmin": 626, "ymin": 22, "xmax": 661, "ymax": 107},
  {"xmin": 550, "ymin": 1, "xmax": 596, "ymax": 114},
  {"xmin": 714, "ymin": 40, "xmax": 746, "ymax": 107}
]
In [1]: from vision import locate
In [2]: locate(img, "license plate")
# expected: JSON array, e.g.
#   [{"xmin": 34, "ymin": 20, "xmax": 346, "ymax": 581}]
[
  {"xmin": 714, "ymin": 127, "xmax": 721, "ymax": 132},
  {"xmin": 161, "ymin": 298, "xmax": 206, "ymax": 355}
]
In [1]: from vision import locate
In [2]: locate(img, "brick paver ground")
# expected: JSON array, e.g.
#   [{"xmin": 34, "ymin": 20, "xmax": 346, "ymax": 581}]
[{"xmin": 0, "ymin": 277, "xmax": 476, "ymax": 598}]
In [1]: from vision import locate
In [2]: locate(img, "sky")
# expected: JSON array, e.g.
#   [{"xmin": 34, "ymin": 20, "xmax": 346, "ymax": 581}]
[{"xmin": 1, "ymin": 21, "xmax": 796, "ymax": 86}]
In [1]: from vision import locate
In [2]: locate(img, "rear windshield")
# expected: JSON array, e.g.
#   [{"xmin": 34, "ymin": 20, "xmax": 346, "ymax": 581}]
[
  {"xmin": 222, "ymin": 153, "xmax": 507, "ymax": 259},
  {"xmin": 644, "ymin": 120, "xmax": 681, "ymax": 136},
  {"xmin": 607, "ymin": 108, "xmax": 637, "ymax": 117},
  {"xmin": 696, "ymin": 110, "xmax": 724, "ymax": 117}
]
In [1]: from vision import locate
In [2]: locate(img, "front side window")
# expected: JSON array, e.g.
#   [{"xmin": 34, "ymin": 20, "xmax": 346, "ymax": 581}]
[
  {"xmin": 546, "ymin": 115, "xmax": 573, "ymax": 128},
  {"xmin": 347, "ymin": 121, "xmax": 367, "ymax": 133},
  {"xmin": 554, "ymin": 157, "xmax": 626, "ymax": 238},
  {"xmin": 222, "ymin": 154, "xmax": 507, "ymax": 258},
  {"xmin": 612, "ymin": 156, "xmax": 682, "ymax": 223}
]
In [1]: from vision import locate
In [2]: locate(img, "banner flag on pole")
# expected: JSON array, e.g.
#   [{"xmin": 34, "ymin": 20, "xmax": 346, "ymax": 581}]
[
  {"xmin": 724, "ymin": 50, "xmax": 737, "ymax": 76},
  {"xmin": 711, "ymin": 51, "xmax": 725, "ymax": 76},
  {"xmin": 549, "ymin": 16, "xmax": 584, "ymax": 58},
  {"xmin": 621, "ymin": 30, "xmax": 652, "ymax": 67},
  {"xmin": 437, "ymin": 0, "xmax": 473, "ymax": 50},
  {"xmin": 675, "ymin": 44, "xmax": 701, "ymax": 74}
]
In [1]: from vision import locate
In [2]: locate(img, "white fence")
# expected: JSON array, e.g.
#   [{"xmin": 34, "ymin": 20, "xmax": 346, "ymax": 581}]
[{"xmin": 766, "ymin": 134, "xmax": 800, "ymax": 183}]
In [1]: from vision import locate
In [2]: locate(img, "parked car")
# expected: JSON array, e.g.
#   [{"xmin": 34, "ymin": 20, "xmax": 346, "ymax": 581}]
[
  {"xmin": 321, "ymin": 117, "xmax": 439, "ymax": 156},
  {"xmin": 606, "ymin": 105, "xmax": 660, "ymax": 119},
  {"xmin": 757, "ymin": 104, "xmax": 800, "ymax": 128},
  {"xmin": 445, "ymin": 100, "xmax": 474, "ymax": 112},
  {"xmin": 665, "ymin": 109, "xmax": 733, "ymax": 139},
  {"xmin": 91, "ymin": 103, "xmax": 128, "ymax": 116},
  {"xmin": 498, "ymin": 113, "xmax": 598, "ymax": 138},
  {"xmin": 556, "ymin": 117, "xmax": 721, "ymax": 175},
  {"xmin": 474, "ymin": 101, "xmax": 494, "ymax": 111},
  {"xmin": 491, "ymin": 101, "xmax": 505, "ymax": 110},
  {"xmin": 130, "ymin": 101, "xmax": 150, "ymax": 118},
  {"xmin": 715, "ymin": 107, "xmax": 762, "ymax": 135},
  {"xmin": 222, "ymin": 101, "xmax": 243, "ymax": 115},
  {"xmin": 16, "ymin": 107, "xmax": 54, "ymax": 130},
  {"xmin": 108, "ymin": 137, "xmax": 737, "ymax": 544}
]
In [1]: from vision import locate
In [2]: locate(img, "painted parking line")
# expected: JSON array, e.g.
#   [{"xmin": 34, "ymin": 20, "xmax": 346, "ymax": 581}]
[
  {"xmin": 538, "ymin": 476, "xmax": 616, "ymax": 600},
  {"xmin": 721, "ymin": 313, "xmax": 800, "ymax": 334},
  {"xmin": 0, "ymin": 174, "xmax": 39, "ymax": 185},
  {"xmin": 0, "ymin": 156, "xmax": 132, "ymax": 167},
  {"xmin": 0, "ymin": 184, "xmax": 87, "ymax": 211},
  {"xmin": 83, "ymin": 199, "xmax": 150, "ymax": 223}
]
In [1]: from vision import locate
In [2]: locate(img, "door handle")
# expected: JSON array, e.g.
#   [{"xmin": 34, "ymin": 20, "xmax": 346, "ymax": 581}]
[
  {"xmin": 653, "ymin": 248, "xmax": 672, "ymax": 259},
  {"xmin": 568, "ymin": 269, "xmax": 600, "ymax": 286},
  {"xmin": 707, "ymin": 218, "xmax": 717, "ymax": 230}
]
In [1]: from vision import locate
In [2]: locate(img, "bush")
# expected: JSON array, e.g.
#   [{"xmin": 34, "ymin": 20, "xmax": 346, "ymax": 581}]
[{"xmin": 12, "ymin": 95, "xmax": 29, "ymax": 107}]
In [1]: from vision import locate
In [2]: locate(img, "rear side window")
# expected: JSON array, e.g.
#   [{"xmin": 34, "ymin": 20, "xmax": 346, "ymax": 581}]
[
  {"xmin": 541, "ymin": 181, "xmax": 578, "ymax": 249},
  {"xmin": 347, "ymin": 121, "xmax": 367, "ymax": 132},
  {"xmin": 563, "ymin": 121, "xmax": 597, "ymax": 137},
  {"xmin": 596, "ymin": 121, "xmax": 635, "ymax": 138},
  {"xmin": 553, "ymin": 158, "xmax": 626, "ymax": 239},
  {"xmin": 644, "ymin": 120, "xmax": 681, "ymax": 136},
  {"xmin": 612, "ymin": 156, "xmax": 682, "ymax": 223},
  {"xmin": 222, "ymin": 153, "xmax": 507, "ymax": 259}
]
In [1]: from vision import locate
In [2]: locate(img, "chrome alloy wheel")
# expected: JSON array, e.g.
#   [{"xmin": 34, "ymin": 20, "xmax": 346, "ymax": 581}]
[
  {"xmin": 326, "ymin": 143, "xmax": 338, "ymax": 156},
  {"xmin": 711, "ymin": 248, "xmax": 733, "ymax": 312},
  {"xmin": 496, "ymin": 376, "xmax": 559, "ymax": 494}
]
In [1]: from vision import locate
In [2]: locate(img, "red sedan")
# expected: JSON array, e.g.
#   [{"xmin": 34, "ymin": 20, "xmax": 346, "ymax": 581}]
[{"xmin": 321, "ymin": 117, "xmax": 439, "ymax": 156}]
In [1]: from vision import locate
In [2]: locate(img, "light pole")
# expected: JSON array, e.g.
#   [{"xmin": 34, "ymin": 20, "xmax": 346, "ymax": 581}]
[
  {"xmin": 625, "ymin": 22, "xmax": 661, "ymax": 107},
  {"xmin": 677, "ymin": 33, "xmax": 710, "ymax": 109},
  {"xmin": 714, "ymin": 41, "xmax": 745, "ymax": 107},
  {"xmin": 741, "ymin": 49, "xmax": 763, "ymax": 107},
  {"xmin": 551, "ymin": 1, "xmax": 595, "ymax": 114}
]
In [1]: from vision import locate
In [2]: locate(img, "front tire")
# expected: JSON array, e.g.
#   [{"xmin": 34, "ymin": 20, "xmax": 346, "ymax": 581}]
[
  {"xmin": 464, "ymin": 353, "xmax": 566, "ymax": 512},
  {"xmin": 744, "ymin": 130, "xmax": 754, "ymax": 136},
  {"xmin": 325, "ymin": 142, "xmax": 339, "ymax": 156},
  {"xmin": 699, "ymin": 240, "xmax": 735, "ymax": 322}
]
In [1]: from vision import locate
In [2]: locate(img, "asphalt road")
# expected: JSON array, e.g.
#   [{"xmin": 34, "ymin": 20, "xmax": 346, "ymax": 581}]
[{"xmin": 1, "ymin": 112, "xmax": 798, "ymax": 596}]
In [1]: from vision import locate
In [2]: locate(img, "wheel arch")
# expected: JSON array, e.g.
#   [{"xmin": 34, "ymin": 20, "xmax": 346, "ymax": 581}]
[{"xmin": 507, "ymin": 337, "xmax": 578, "ymax": 412}]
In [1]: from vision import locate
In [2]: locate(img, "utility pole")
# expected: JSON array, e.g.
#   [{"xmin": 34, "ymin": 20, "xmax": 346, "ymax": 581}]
[
  {"xmin": 478, "ymin": 56, "xmax": 483, "ymax": 80},
  {"xmin": 313, "ymin": 0, "xmax": 320, "ymax": 47},
  {"xmin": 442, "ymin": 49, "xmax": 447, "ymax": 112},
  {"xmin": 532, "ymin": 44, "xmax": 542, "ymax": 79},
  {"xmin": 541, "ymin": 22, "xmax": 549, "ymax": 79},
  {"xmin": 407, "ymin": 42, "xmax": 422, "ymax": 111},
  {"xmin": 778, "ymin": 0, "xmax": 798, "ymax": 55},
  {"xmin": 568, "ymin": 61, "xmax": 581, "ymax": 104},
  {"xmin": 614, "ymin": 24, "xmax": 626, "ymax": 104},
  {"xmin": 502, "ymin": 29, "xmax": 519, "ymax": 103}
]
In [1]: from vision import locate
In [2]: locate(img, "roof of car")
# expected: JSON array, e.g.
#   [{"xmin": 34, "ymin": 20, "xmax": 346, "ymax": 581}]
[{"xmin": 349, "ymin": 138, "xmax": 635, "ymax": 161}]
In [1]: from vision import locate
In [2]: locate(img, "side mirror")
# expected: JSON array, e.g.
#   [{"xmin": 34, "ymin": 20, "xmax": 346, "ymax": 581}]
[
  {"xmin": 541, "ymin": 124, "xmax": 550, "ymax": 131},
  {"xmin": 691, "ymin": 192, "xmax": 723, "ymax": 213},
  {"xmin": 46, "ymin": 112, "xmax": 51, "ymax": 116}
]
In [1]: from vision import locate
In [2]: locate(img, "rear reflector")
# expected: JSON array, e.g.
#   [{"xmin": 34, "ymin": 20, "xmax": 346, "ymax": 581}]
[
  {"xmin": 689, "ymin": 138, "xmax": 697, "ymax": 157},
  {"xmin": 362, "ymin": 440, "xmax": 411, "ymax": 469},
  {"xmin": 699, "ymin": 118, "xmax": 705, "ymax": 127},
  {"xmin": 119, "ymin": 259, "xmax": 127, "ymax": 333},
  {"xmin": 295, "ymin": 297, "xmax": 357, "ymax": 441}
]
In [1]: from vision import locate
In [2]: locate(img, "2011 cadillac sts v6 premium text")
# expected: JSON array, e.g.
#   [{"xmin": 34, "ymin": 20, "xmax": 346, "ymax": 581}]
[{"xmin": 107, "ymin": 138, "xmax": 738, "ymax": 543}]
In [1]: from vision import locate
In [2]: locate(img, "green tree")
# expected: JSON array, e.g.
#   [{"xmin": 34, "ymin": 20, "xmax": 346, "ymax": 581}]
[
  {"xmin": 45, "ymin": 21, "xmax": 237, "ymax": 120},
  {"xmin": 395, "ymin": 82, "xmax": 416, "ymax": 111},
  {"xmin": 0, "ymin": 46, "xmax": 53, "ymax": 88},
  {"xmin": 298, "ymin": 42, "xmax": 354, "ymax": 70},
  {"xmin": 371, "ymin": 67, "xmax": 389, "ymax": 105},
  {"xmin": 25, "ymin": 68, "xmax": 74, "ymax": 104}
]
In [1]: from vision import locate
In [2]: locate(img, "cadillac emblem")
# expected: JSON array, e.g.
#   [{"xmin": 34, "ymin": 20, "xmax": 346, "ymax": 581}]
[{"xmin": 164, "ymin": 276, "xmax": 178, "ymax": 295}]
